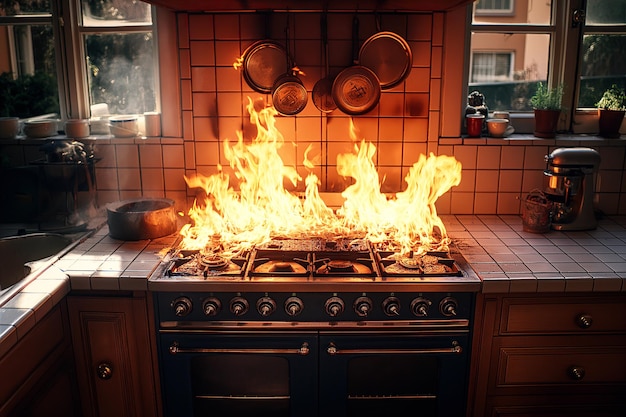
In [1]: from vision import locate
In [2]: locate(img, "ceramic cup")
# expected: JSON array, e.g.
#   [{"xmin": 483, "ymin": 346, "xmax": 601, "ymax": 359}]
[
  {"xmin": 466, "ymin": 114, "xmax": 485, "ymax": 137},
  {"xmin": 0, "ymin": 117, "xmax": 20, "ymax": 139},
  {"xmin": 65, "ymin": 119, "xmax": 90, "ymax": 138},
  {"xmin": 143, "ymin": 112, "xmax": 161, "ymax": 137}
]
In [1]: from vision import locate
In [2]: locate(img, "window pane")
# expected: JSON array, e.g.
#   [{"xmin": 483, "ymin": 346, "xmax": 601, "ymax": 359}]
[
  {"xmin": 586, "ymin": 0, "xmax": 626, "ymax": 25},
  {"xmin": 85, "ymin": 32, "xmax": 156, "ymax": 115},
  {"xmin": 82, "ymin": 0, "xmax": 152, "ymax": 26},
  {"xmin": 0, "ymin": 0, "xmax": 51, "ymax": 15},
  {"xmin": 473, "ymin": 0, "xmax": 551, "ymax": 24},
  {"xmin": 469, "ymin": 33, "xmax": 550, "ymax": 111},
  {"xmin": 0, "ymin": 24, "xmax": 59, "ymax": 118},
  {"xmin": 578, "ymin": 34, "xmax": 626, "ymax": 107}
]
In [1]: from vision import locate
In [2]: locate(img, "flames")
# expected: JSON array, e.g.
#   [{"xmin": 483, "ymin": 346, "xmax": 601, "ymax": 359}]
[{"xmin": 179, "ymin": 97, "xmax": 461, "ymax": 257}]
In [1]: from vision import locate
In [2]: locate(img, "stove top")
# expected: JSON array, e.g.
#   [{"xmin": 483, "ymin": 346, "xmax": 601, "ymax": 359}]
[{"xmin": 149, "ymin": 238, "xmax": 480, "ymax": 292}]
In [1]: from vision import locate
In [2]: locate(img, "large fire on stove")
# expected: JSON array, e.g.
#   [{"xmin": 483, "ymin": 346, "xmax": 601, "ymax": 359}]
[{"xmin": 179, "ymin": 98, "xmax": 461, "ymax": 259}]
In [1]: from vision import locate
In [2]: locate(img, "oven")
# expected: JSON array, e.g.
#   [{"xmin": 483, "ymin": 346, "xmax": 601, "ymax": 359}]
[{"xmin": 154, "ymin": 287, "xmax": 475, "ymax": 417}]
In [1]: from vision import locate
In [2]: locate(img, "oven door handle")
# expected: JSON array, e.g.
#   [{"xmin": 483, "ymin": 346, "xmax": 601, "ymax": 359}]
[
  {"xmin": 169, "ymin": 341, "xmax": 310, "ymax": 356},
  {"xmin": 326, "ymin": 340, "xmax": 462, "ymax": 355}
]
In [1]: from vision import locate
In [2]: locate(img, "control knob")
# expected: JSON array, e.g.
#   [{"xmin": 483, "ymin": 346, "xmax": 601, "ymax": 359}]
[
  {"xmin": 440, "ymin": 297, "xmax": 458, "ymax": 317},
  {"xmin": 256, "ymin": 296, "xmax": 277, "ymax": 317},
  {"xmin": 202, "ymin": 297, "xmax": 221, "ymax": 316},
  {"xmin": 284, "ymin": 296, "xmax": 304, "ymax": 317},
  {"xmin": 354, "ymin": 296, "xmax": 373, "ymax": 317},
  {"xmin": 229, "ymin": 296, "xmax": 249, "ymax": 316},
  {"xmin": 382, "ymin": 296, "xmax": 401, "ymax": 316},
  {"xmin": 325, "ymin": 296, "xmax": 345, "ymax": 317},
  {"xmin": 410, "ymin": 297, "xmax": 432, "ymax": 317},
  {"xmin": 171, "ymin": 297, "xmax": 192, "ymax": 317}
]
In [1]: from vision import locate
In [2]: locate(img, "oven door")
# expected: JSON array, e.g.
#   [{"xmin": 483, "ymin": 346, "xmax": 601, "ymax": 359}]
[
  {"xmin": 318, "ymin": 332, "xmax": 470, "ymax": 417},
  {"xmin": 159, "ymin": 331, "xmax": 318, "ymax": 417}
]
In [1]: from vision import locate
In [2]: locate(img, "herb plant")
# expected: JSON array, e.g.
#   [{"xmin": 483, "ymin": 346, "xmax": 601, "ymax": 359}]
[
  {"xmin": 530, "ymin": 82, "xmax": 564, "ymax": 111},
  {"xmin": 596, "ymin": 84, "xmax": 626, "ymax": 111}
]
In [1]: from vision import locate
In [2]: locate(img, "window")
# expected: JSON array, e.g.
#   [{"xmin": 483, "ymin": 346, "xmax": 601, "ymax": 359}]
[
  {"xmin": 471, "ymin": 52, "xmax": 514, "ymax": 83},
  {"xmin": 468, "ymin": 0, "xmax": 626, "ymax": 133},
  {"xmin": 0, "ymin": 0, "xmax": 157, "ymax": 121},
  {"xmin": 475, "ymin": 0, "xmax": 514, "ymax": 15},
  {"xmin": 0, "ymin": 1, "xmax": 59, "ymax": 118}
]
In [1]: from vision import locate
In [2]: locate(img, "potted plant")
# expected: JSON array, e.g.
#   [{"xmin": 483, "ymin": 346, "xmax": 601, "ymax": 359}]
[
  {"xmin": 530, "ymin": 82, "xmax": 564, "ymax": 138},
  {"xmin": 596, "ymin": 84, "xmax": 625, "ymax": 138}
]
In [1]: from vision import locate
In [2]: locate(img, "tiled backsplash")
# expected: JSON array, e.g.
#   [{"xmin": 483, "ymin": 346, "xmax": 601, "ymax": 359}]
[{"xmin": 2, "ymin": 10, "xmax": 625, "ymax": 220}]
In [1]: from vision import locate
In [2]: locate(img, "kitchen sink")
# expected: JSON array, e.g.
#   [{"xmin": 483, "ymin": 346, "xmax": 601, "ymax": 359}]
[{"xmin": 0, "ymin": 232, "xmax": 77, "ymax": 300}]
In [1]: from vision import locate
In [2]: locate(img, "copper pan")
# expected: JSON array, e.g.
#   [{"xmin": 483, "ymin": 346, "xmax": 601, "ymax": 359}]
[
  {"xmin": 359, "ymin": 30, "xmax": 412, "ymax": 90},
  {"xmin": 271, "ymin": 13, "xmax": 308, "ymax": 116},
  {"xmin": 332, "ymin": 15, "xmax": 381, "ymax": 116},
  {"xmin": 242, "ymin": 40, "xmax": 288, "ymax": 94}
]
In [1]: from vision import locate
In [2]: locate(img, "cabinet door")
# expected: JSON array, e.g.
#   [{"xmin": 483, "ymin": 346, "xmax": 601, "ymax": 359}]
[{"xmin": 67, "ymin": 295, "xmax": 159, "ymax": 417}]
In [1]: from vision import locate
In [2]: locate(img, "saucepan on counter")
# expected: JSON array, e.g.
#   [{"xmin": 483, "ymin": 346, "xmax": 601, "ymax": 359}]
[
  {"xmin": 332, "ymin": 15, "xmax": 381, "ymax": 115},
  {"xmin": 107, "ymin": 198, "xmax": 177, "ymax": 240}
]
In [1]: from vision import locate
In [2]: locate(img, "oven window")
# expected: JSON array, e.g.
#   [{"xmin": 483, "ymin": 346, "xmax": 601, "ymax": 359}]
[
  {"xmin": 347, "ymin": 356, "xmax": 438, "ymax": 415},
  {"xmin": 191, "ymin": 355, "xmax": 290, "ymax": 416}
]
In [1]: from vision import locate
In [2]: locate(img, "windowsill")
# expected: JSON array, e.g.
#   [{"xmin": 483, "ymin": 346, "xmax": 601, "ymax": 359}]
[{"xmin": 440, "ymin": 133, "xmax": 624, "ymax": 145}]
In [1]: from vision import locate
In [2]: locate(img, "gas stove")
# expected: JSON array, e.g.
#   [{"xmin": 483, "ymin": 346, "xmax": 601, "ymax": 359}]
[{"xmin": 150, "ymin": 237, "xmax": 478, "ymax": 291}]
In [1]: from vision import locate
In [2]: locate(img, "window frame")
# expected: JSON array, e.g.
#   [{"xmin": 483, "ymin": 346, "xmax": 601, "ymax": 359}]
[
  {"xmin": 62, "ymin": 0, "xmax": 159, "ymax": 120},
  {"xmin": 466, "ymin": 0, "xmax": 626, "ymax": 134},
  {"xmin": 0, "ymin": 0, "xmax": 158, "ymax": 122}
]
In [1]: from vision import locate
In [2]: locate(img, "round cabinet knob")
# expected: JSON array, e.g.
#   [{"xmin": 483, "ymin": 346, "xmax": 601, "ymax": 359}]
[
  {"xmin": 353, "ymin": 296, "xmax": 373, "ymax": 317},
  {"xmin": 382, "ymin": 296, "xmax": 401, "ymax": 316},
  {"xmin": 256, "ymin": 296, "xmax": 277, "ymax": 317},
  {"xmin": 202, "ymin": 297, "xmax": 221, "ymax": 316},
  {"xmin": 568, "ymin": 366, "xmax": 586, "ymax": 380},
  {"xmin": 439, "ymin": 297, "xmax": 458, "ymax": 317},
  {"xmin": 229, "ymin": 296, "xmax": 249, "ymax": 316},
  {"xmin": 410, "ymin": 297, "xmax": 432, "ymax": 317},
  {"xmin": 171, "ymin": 297, "xmax": 192, "ymax": 317},
  {"xmin": 285, "ymin": 296, "xmax": 304, "ymax": 317},
  {"xmin": 325, "ymin": 296, "xmax": 345, "ymax": 317},
  {"xmin": 576, "ymin": 314, "xmax": 593, "ymax": 329},
  {"xmin": 96, "ymin": 363, "xmax": 113, "ymax": 380}
]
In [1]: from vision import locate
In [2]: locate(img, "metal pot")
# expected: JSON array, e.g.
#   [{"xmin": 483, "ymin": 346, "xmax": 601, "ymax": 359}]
[
  {"xmin": 241, "ymin": 40, "xmax": 288, "ymax": 94},
  {"xmin": 359, "ymin": 30, "xmax": 412, "ymax": 90},
  {"xmin": 332, "ymin": 16, "xmax": 381, "ymax": 115},
  {"xmin": 271, "ymin": 14, "xmax": 307, "ymax": 115},
  {"xmin": 272, "ymin": 72, "xmax": 308, "ymax": 115},
  {"xmin": 106, "ymin": 198, "xmax": 177, "ymax": 240}
]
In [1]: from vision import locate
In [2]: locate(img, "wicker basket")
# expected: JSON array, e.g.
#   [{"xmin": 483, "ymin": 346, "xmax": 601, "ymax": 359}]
[{"xmin": 522, "ymin": 190, "xmax": 553, "ymax": 233}]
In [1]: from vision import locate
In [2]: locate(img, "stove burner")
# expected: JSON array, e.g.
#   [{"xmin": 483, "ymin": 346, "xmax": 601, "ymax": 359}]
[
  {"xmin": 377, "ymin": 251, "xmax": 461, "ymax": 277},
  {"xmin": 254, "ymin": 260, "xmax": 308, "ymax": 275},
  {"xmin": 198, "ymin": 254, "xmax": 230, "ymax": 270},
  {"xmin": 314, "ymin": 258, "xmax": 374, "ymax": 275}
]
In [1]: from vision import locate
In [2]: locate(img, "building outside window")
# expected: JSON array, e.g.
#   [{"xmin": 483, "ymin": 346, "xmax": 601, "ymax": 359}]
[
  {"xmin": 468, "ymin": 0, "xmax": 626, "ymax": 133},
  {"xmin": 0, "ymin": 0, "xmax": 157, "ymax": 121}
]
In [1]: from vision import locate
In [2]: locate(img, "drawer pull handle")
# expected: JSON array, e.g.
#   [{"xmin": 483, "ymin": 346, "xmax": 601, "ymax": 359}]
[
  {"xmin": 576, "ymin": 314, "xmax": 593, "ymax": 329},
  {"xmin": 97, "ymin": 363, "xmax": 113, "ymax": 380},
  {"xmin": 568, "ymin": 366, "xmax": 585, "ymax": 381}
]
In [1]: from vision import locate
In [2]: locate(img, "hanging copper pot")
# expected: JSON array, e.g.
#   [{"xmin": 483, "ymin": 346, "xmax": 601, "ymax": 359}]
[{"xmin": 332, "ymin": 15, "xmax": 381, "ymax": 115}]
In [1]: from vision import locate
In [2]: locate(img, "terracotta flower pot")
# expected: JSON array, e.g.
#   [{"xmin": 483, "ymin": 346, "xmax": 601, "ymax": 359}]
[
  {"xmin": 533, "ymin": 109, "xmax": 561, "ymax": 138},
  {"xmin": 598, "ymin": 109, "xmax": 625, "ymax": 138}
]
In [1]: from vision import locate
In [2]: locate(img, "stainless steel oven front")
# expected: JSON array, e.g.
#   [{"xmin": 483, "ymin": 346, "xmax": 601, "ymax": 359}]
[{"xmin": 155, "ymin": 291, "xmax": 473, "ymax": 417}]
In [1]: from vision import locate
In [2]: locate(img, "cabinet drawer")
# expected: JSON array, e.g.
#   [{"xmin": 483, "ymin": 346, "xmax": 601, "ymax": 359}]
[
  {"xmin": 500, "ymin": 296, "xmax": 626, "ymax": 334},
  {"xmin": 493, "ymin": 337, "xmax": 626, "ymax": 388}
]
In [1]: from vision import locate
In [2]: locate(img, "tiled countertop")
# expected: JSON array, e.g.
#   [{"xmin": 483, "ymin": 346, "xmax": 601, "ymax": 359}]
[{"xmin": 2, "ymin": 215, "xmax": 626, "ymax": 358}]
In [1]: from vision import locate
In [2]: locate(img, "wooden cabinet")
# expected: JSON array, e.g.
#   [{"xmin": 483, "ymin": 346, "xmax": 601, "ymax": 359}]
[
  {"xmin": 0, "ymin": 304, "xmax": 80, "ymax": 417},
  {"xmin": 469, "ymin": 293, "xmax": 626, "ymax": 417},
  {"xmin": 67, "ymin": 292, "xmax": 161, "ymax": 417}
]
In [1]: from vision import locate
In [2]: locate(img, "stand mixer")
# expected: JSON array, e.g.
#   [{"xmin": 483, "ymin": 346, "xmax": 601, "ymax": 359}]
[{"xmin": 544, "ymin": 147, "xmax": 601, "ymax": 231}]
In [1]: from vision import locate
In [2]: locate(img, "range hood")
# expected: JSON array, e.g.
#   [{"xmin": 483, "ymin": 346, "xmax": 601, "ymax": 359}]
[{"xmin": 146, "ymin": 0, "xmax": 475, "ymax": 12}]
